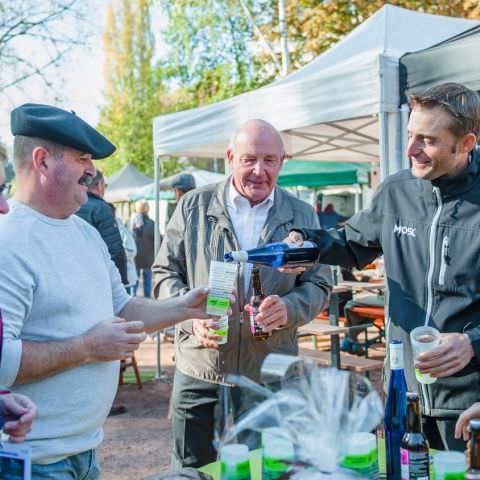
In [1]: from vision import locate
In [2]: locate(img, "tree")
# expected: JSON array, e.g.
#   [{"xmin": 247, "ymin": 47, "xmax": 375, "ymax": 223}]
[
  {"xmin": 257, "ymin": 0, "xmax": 480, "ymax": 72},
  {"xmin": 0, "ymin": 0, "xmax": 91, "ymax": 93},
  {"xmin": 98, "ymin": 0, "xmax": 163, "ymax": 176}
]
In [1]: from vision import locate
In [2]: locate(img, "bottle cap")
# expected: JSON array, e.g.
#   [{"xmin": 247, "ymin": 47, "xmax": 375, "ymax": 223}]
[
  {"xmin": 220, "ymin": 443, "xmax": 249, "ymax": 465},
  {"xmin": 229, "ymin": 251, "xmax": 248, "ymax": 262},
  {"xmin": 470, "ymin": 419, "xmax": 480, "ymax": 432}
]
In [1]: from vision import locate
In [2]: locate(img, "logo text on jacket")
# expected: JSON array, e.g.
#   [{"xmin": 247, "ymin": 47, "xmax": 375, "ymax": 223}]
[{"xmin": 393, "ymin": 224, "xmax": 416, "ymax": 237}]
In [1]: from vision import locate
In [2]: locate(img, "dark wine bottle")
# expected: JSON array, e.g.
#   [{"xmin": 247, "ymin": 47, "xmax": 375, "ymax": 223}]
[
  {"xmin": 400, "ymin": 392, "xmax": 430, "ymax": 479},
  {"xmin": 248, "ymin": 268, "xmax": 270, "ymax": 341},
  {"xmin": 467, "ymin": 419, "xmax": 480, "ymax": 479},
  {"xmin": 385, "ymin": 340, "xmax": 407, "ymax": 480}
]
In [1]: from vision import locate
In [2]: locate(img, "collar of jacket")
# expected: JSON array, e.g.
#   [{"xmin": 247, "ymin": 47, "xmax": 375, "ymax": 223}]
[
  {"xmin": 430, "ymin": 149, "xmax": 480, "ymax": 199},
  {"xmin": 206, "ymin": 177, "xmax": 296, "ymax": 239},
  {"xmin": 87, "ymin": 191, "xmax": 114, "ymax": 209}
]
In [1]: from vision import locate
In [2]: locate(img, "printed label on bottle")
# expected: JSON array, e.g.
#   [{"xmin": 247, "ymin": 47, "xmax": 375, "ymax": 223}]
[
  {"xmin": 390, "ymin": 342, "xmax": 404, "ymax": 370},
  {"xmin": 400, "ymin": 448, "xmax": 429, "ymax": 479}
]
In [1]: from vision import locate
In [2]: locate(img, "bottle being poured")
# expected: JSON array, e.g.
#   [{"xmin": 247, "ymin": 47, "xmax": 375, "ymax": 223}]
[{"xmin": 224, "ymin": 241, "xmax": 319, "ymax": 268}]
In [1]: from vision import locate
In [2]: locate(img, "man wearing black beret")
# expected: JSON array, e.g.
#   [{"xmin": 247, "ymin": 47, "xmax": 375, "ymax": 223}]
[{"xmin": 0, "ymin": 103, "xmax": 213, "ymax": 478}]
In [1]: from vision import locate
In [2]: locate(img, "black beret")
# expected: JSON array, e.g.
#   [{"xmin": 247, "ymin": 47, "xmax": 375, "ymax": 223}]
[{"xmin": 10, "ymin": 103, "xmax": 116, "ymax": 159}]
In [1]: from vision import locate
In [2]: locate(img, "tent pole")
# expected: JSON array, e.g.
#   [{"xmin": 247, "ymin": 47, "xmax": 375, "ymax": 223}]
[
  {"xmin": 153, "ymin": 154, "xmax": 167, "ymax": 382},
  {"xmin": 400, "ymin": 103, "xmax": 410, "ymax": 170}
]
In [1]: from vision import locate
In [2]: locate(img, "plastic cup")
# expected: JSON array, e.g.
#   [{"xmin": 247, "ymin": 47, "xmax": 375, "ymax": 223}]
[
  {"xmin": 209, "ymin": 315, "xmax": 228, "ymax": 345},
  {"xmin": 410, "ymin": 326, "xmax": 440, "ymax": 384},
  {"xmin": 432, "ymin": 451, "xmax": 466, "ymax": 480},
  {"xmin": 220, "ymin": 443, "xmax": 251, "ymax": 480}
]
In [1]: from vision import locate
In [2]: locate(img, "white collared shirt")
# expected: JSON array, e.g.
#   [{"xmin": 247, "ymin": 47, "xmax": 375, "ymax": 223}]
[{"xmin": 226, "ymin": 180, "xmax": 275, "ymax": 294}]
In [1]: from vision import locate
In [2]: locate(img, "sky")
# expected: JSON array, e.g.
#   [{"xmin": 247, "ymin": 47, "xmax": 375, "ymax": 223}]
[{"xmin": 0, "ymin": 2, "xmax": 108, "ymax": 148}]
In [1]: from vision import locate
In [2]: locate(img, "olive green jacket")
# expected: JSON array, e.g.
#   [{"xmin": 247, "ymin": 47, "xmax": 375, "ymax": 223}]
[{"xmin": 153, "ymin": 179, "xmax": 332, "ymax": 384}]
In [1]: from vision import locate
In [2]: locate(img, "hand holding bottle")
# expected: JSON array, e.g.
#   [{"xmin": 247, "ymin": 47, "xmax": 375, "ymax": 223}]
[
  {"xmin": 278, "ymin": 231, "xmax": 314, "ymax": 274},
  {"xmin": 254, "ymin": 295, "xmax": 288, "ymax": 332}
]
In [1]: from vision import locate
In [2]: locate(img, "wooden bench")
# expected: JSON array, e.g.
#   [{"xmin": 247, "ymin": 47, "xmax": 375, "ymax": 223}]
[
  {"xmin": 297, "ymin": 320, "xmax": 347, "ymax": 350},
  {"xmin": 299, "ymin": 347, "xmax": 384, "ymax": 374}
]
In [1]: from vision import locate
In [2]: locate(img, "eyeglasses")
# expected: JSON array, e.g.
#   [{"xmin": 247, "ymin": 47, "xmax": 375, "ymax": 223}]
[{"xmin": 0, "ymin": 183, "xmax": 11, "ymax": 196}]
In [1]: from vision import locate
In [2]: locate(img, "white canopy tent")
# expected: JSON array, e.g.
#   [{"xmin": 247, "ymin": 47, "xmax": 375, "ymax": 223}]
[
  {"xmin": 104, "ymin": 163, "xmax": 153, "ymax": 203},
  {"xmin": 153, "ymin": 4, "xmax": 478, "ymax": 180}
]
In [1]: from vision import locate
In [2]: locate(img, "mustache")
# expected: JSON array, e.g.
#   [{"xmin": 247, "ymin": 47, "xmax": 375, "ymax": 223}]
[{"xmin": 78, "ymin": 174, "xmax": 94, "ymax": 187}]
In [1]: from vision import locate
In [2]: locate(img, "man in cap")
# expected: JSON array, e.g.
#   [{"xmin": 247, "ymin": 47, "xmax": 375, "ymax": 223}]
[
  {"xmin": 0, "ymin": 103, "xmax": 212, "ymax": 478},
  {"xmin": 168, "ymin": 172, "xmax": 196, "ymax": 202}
]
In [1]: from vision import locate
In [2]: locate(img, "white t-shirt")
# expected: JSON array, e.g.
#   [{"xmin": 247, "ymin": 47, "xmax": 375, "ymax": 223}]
[{"xmin": 0, "ymin": 202, "xmax": 130, "ymax": 464}]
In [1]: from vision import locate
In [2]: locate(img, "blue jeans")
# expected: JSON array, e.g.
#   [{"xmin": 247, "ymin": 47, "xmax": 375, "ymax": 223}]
[{"xmin": 31, "ymin": 449, "xmax": 100, "ymax": 480}]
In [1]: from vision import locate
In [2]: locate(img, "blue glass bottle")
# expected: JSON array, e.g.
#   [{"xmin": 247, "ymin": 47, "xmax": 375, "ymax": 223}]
[
  {"xmin": 224, "ymin": 242, "xmax": 319, "ymax": 268},
  {"xmin": 385, "ymin": 340, "xmax": 407, "ymax": 480}
]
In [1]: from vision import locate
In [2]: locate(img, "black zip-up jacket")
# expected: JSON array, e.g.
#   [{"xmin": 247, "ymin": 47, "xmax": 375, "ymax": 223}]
[
  {"xmin": 76, "ymin": 192, "xmax": 128, "ymax": 285},
  {"xmin": 301, "ymin": 149, "xmax": 480, "ymax": 418}
]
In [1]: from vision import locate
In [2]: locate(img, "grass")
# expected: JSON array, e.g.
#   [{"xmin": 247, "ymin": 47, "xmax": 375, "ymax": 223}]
[{"xmin": 121, "ymin": 370, "xmax": 156, "ymax": 385}]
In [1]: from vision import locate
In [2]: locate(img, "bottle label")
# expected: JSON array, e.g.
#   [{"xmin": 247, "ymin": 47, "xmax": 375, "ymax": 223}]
[
  {"xmin": 400, "ymin": 448, "xmax": 429, "ymax": 479},
  {"xmin": 206, "ymin": 261, "xmax": 238, "ymax": 316},
  {"xmin": 390, "ymin": 342, "xmax": 404, "ymax": 370}
]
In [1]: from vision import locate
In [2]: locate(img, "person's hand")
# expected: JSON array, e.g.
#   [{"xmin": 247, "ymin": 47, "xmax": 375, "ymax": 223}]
[
  {"xmin": 83, "ymin": 317, "xmax": 147, "ymax": 362},
  {"xmin": 284, "ymin": 231, "xmax": 304, "ymax": 246},
  {"xmin": 278, "ymin": 231, "xmax": 313, "ymax": 274},
  {"xmin": 180, "ymin": 287, "xmax": 236, "ymax": 320},
  {"xmin": 1, "ymin": 393, "xmax": 38, "ymax": 442},
  {"xmin": 255, "ymin": 295, "xmax": 288, "ymax": 332},
  {"xmin": 455, "ymin": 402, "xmax": 480, "ymax": 441},
  {"xmin": 192, "ymin": 318, "xmax": 223, "ymax": 349},
  {"xmin": 416, "ymin": 333, "xmax": 474, "ymax": 378}
]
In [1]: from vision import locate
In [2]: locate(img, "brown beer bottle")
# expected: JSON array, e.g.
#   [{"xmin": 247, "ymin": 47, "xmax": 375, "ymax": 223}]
[
  {"xmin": 248, "ymin": 268, "xmax": 270, "ymax": 341},
  {"xmin": 400, "ymin": 392, "xmax": 430, "ymax": 479},
  {"xmin": 466, "ymin": 419, "xmax": 480, "ymax": 479}
]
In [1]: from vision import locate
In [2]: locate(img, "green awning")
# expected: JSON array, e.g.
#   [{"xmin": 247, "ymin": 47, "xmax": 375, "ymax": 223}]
[{"xmin": 278, "ymin": 161, "xmax": 371, "ymax": 188}]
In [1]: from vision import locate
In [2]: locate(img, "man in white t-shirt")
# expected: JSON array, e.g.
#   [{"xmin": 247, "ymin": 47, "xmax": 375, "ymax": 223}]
[{"xmin": 0, "ymin": 103, "xmax": 212, "ymax": 479}]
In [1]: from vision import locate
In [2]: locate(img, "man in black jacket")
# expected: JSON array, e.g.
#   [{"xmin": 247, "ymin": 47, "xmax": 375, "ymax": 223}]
[
  {"xmin": 287, "ymin": 82, "xmax": 480, "ymax": 450},
  {"xmin": 76, "ymin": 170, "xmax": 128, "ymax": 285}
]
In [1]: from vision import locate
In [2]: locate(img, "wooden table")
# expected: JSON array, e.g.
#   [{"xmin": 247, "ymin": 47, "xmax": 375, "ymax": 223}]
[{"xmin": 318, "ymin": 280, "xmax": 385, "ymax": 368}]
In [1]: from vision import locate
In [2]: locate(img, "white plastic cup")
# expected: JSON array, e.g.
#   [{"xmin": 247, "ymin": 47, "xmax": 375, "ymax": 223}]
[
  {"xmin": 209, "ymin": 315, "xmax": 228, "ymax": 345},
  {"xmin": 341, "ymin": 432, "xmax": 379, "ymax": 478},
  {"xmin": 220, "ymin": 443, "xmax": 251, "ymax": 480},
  {"xmin": 432, "ymin": 451, "xmax": 466, "ymax": 480},
  {"xmin": 262, "ymin": 428, "xmax": 295, "ymax": 480},
  {"xmin": 410, "ymin": 326, "xmax": 440, "ymax": 384}
]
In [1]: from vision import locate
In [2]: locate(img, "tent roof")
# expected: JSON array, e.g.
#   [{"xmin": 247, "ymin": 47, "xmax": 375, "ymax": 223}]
[
  {"xmin": 129, "ymin": 168, "xmax": 226, "ymax": 201},
  {"xmin": 400, "ymin": 25, "xmax": 480, "ymax": 102},
  {"xmin": 278, "ymin": 161, "xmax": 371, "ymax": 188},
  {"xmin": 153, "ymin": 5, "xmax": 477, "ymax": 164},
  {"xmin": 105, "ymin": 164, "xmax": 153, "ymax": 202}
]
